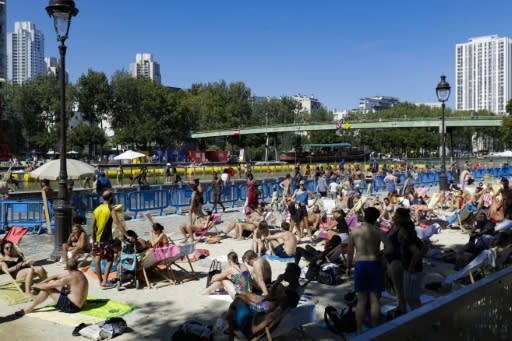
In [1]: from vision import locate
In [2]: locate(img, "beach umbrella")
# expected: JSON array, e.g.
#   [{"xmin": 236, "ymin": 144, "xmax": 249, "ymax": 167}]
[
  {"xmin": 114, "ymin": 150, "xmax": 145, "ymax": 160},
  {"xmin": 30, "ymin": 159, "xmax": 96, "ymax": 180}
]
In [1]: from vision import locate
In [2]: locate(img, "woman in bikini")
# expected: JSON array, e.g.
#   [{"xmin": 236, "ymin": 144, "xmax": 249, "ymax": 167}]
[
  {"xmin": 203, "ymin": 251, "xmax": 252, "ymax": 299},
  {"xmin": 179, "ymin": 211, "xmax": 215, "ymax": 242},
  {"xmin": 61, "ymin": 224, "xmax": 89, "ymax": 264},
  {"xmin": 1, "ymin": 240, "xmax": 47, "ymax": 295}
]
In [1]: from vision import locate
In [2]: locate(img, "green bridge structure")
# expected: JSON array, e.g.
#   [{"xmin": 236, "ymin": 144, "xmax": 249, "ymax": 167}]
[{"xmin": 191, "ymin": 116, "xmax": 502, "ymax": 138}]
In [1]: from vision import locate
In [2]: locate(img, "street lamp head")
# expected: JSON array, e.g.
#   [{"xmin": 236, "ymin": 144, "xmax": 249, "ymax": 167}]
[
  {"xmin": 46, "ymin": 0, "xmax": 78, "ymax": 42},
  {"xmin": 436, "ymin": 75, "xmax": 451, "ymax": 103}
]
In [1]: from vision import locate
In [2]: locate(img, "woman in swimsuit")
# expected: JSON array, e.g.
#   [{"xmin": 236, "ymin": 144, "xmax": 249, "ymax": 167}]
[
  {"xmin": 61, "ymin": 224, "xmax": 89, "ymax": 264},
  {"xmin": 1, "ymin": 240, "xmax": 47, "ymax": 295},
  {"xmin": 179, "ymin": 211, "xmax": 215, "ymax": 242},
  {"xmin": 291, "ymin": 180, "xmax": 315, "ymax": 241},
  {"xmin": 203, "ymin": 251, "xmax": 252, "ymax": 299}
]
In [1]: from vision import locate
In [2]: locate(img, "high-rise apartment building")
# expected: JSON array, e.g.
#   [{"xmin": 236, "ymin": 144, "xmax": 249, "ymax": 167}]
[
  {"xmin": 7, "ymin": 21, "xmax": 46, "ymax": 84},
  {"xmin": 455, "ymin": 35, "xmax": 512, "ymax": 115},
  {"xmin": 0, "ymin": 1, "xmax": 6, "ymax": 81},
  {"xmin": 129, "ymin": 53, "xmax": 161, "ymax": 84}
]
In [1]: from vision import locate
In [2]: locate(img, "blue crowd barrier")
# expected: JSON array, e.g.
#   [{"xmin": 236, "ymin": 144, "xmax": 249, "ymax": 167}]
[
  {"xmin": 0, "ymin": 200, "xmax": 52, "ymax": 232},
  {"xmin": 126, "ymin": 189, "xmax": 169, "ymax": 219},
  {"xmin": 170, "ymin": 187, "xmax": 193, "ymax": 215}
]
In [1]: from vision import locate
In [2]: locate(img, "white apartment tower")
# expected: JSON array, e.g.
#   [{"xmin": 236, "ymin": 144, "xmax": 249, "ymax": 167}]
[
  {"xmin": 455, "ymin": 35, "xmax": 512, "ymax": 115},
  {"xmin": 7, "ymin": 21, "xmax": 46, "ymax": 84},
  {"xmin": 129, "ymin": 53, "xmax": 161, "ymax": 84},
  {"xmin": 0, "ymin": 1, "xmax": 7, "ymax": 80}
]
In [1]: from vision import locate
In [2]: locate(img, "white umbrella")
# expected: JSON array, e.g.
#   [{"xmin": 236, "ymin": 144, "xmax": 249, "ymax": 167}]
[
  {"xmin": 493, "ymin": 150, "xmax": 512, "ymax": 157},
  {"xmin": 67, "ymin": 150, "xmax": 79, "ymax": 154},
  {"xmin": 114, "ymin": 150, "xmax": 146, "ymax": 160},
  {"xmin": 30, "ymin": 159, "xmax": 96, "ymax": 180}
]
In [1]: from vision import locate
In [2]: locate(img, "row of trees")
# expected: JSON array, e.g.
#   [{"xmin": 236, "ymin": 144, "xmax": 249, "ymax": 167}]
[{"xmin": 1, "ymin": 69, "xmax": 511, "ymax": 159}]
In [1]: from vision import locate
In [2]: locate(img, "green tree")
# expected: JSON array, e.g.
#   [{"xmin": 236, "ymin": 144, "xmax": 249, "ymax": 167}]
[
  {"xmin": 68, "ymin": 123, "xmax": 107, "ymax": 154},
  {"xmin": 506, "ymin": 99, "xmax": 512, "ymax": 115},
  {"xmin": 500, "ymin": 116, "xmax": 512, "ymax": 148}
]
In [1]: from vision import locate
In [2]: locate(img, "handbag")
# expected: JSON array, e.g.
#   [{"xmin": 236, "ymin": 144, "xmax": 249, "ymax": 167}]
[{"xmin": 206, "ymin": 259, "xmax": 222, "ymax": 288}]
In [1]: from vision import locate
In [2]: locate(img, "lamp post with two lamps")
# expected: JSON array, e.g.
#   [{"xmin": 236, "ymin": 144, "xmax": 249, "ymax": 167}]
[
  {"xmin": 436, "ymin": 75, "xmax": 451, "ymax": 191},
  {"xmin": 45, "ymin": 0, "xmax": 78, "ymax": 260}
]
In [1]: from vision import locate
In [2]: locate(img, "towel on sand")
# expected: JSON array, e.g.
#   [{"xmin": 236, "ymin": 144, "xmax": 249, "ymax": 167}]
[
  {"xmin": 0, "ymin": 283, "xmax": 31, "ymax": 305},
  {"xmin": 263, "ymin": 255, "xmax": 295, "ymax": 263}
]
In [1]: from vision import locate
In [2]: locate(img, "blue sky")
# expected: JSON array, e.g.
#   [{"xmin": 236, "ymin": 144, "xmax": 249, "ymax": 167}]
[{"xmin": 7, "ymin": 0, "xmax": 512, "ymax": 110}]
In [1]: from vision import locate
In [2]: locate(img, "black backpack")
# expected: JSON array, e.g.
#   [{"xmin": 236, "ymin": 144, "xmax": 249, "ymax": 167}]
[
  {"xmin": 324, "ymin": 306, "xmax": 356, "ymax": 334},
  {"xmin": 317, "ymin": 262, "xmax": 343, "ymax": 286},
  {"xmin": 206, "ymin": 260, "xmax": 222, "ymax": 288},
  {"xmin": 305, "ymin": 259, "xmax": 322, "ymax": 281},
  {"xmin": 172, "ymin": 321, "xmax": 213, "ymax": 341}
]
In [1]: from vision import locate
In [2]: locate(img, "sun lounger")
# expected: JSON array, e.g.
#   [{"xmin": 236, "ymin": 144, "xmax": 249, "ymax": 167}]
[
  {"xmin": 444, "ymin": 248, "xmax": 496, "ymax": 285},
  {"xmin": 0, "ymin": 226, "xmax": 30, "ymax": 295}
]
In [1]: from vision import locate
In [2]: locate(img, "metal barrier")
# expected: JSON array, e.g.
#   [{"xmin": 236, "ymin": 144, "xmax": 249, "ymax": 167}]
[
  {"xmin": 126, "ymin": 189, "xmax": 169, "ymax": 219},
  {"xmin": 170, "ymin": 187, "xmax": 193, "ymax": 215},
  {"xmin": 355, "ymin": 265, "xmax": 512, "ymax": 340},
  {"xmin": 0, "ymin": 200, "xmax": 51, "ymax": 232}
]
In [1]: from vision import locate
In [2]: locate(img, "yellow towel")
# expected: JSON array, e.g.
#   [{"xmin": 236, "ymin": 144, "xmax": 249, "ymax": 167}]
[{"xmin": 28, "ymin": 307, "xmax": 103, "ymax": 327}]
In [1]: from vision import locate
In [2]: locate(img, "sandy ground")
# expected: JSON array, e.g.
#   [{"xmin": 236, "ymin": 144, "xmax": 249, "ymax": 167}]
[{"xmin": 0, "ymin": 199, "xmax": 471, "ymax": 341}]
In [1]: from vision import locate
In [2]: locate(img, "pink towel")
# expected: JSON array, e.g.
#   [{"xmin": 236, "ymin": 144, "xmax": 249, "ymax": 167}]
[{"xmin": 153, "ymin": 245, "xmax": 180, "ymax": 261}]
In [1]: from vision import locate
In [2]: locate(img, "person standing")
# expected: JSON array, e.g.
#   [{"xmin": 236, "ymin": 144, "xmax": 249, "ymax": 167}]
[
  {"xmin": 211, "ymin": 173, "xmax": 226, "ymax": 213},
  {"xmin": 164, "ymin": 163, "xmax": 171, "ymax": 184},
  {"xmin": 315, "ymin": 172, "xmax": 328, "ymax": 197},
  {"xmin": 347, "ymin": 207, "xmax": 392, "ymax": 334},
  {"xmin": 90, "ymin": 190, "xmax": 124, "ymax": 288},
  {"xmin": 246, "ymin": 173, "xmax": 259, "ymax": 211},
  {"xmin": 116, "ymin": 165, "xmax": 124, "ymax": 186}
]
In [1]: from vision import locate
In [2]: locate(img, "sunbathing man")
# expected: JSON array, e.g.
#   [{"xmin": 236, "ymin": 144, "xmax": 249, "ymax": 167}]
[
  {"xmin": 61, "ymin": 224, "xmax": 89, "ymax": 264},
  {"xmin": 347, "ymin": 207, "xmax": 392, "ymax": 334},
  {"xmin": 265, "ymin": 222, "xmax": 297, "ymax": 258},
  {"xmin": 14, "ymin": 258, "xmax": 88, "ymax": 317},
  {"xmin": 306, "ymin": 204, "xmax": 322, "ymax": 232},
  {"xmin": 242, "ymin": 250, "xmax": 272, "ymax": 296},
  {"xmin": 223, "ymin": 208, "xmax": 263, "ymax": 238}
]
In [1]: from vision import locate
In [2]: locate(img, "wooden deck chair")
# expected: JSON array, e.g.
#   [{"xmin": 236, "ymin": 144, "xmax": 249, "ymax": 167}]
[
  {"xmin": 348, "ymin": 195, "xmax": 368, "ymax": 216},
  {"xmin": 141, "ymin": 244, "xmax": 181, "ymax": 288},
  {"xmin": 234, "ymin": 304, "xmax": 317, "ymax": 341},
  {"xmin": 0, "ymin": 226, "xmax": 30, "ymax": 295}
]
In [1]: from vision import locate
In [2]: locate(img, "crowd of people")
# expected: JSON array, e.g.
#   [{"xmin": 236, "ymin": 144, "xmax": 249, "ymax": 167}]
[{"xmin": 1, "ymin": 159, "xmax": 512, "ymax": 338}]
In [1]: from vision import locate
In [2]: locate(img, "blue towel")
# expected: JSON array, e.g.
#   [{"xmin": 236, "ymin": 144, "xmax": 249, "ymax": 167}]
[{"xmin": 263, "ymin": 255, "xmax": 295, "ymax": 263}]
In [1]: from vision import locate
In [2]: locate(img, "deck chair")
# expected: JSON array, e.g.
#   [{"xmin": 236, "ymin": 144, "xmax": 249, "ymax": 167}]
[
  {"xmin": 234, "ymin": 304, "xmax": 317, "ymax": 341},
  {"xmin": 0, "ymin": 226, "xmax": 30, "ymax": 295},
  {"xmin": 141, "ymin": 244, "xmax": 181, "ymax": 289},
  {"xmin": 444, "ymin": 248, "xmax": 496, "ymax": 285},
  {"xmin": 320, "ymin": 198, "xmax": 336, "ymax": 216}
]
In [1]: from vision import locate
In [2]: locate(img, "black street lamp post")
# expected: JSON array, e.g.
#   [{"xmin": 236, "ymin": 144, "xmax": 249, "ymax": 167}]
[
  {"xmin": 436, "ymin": 75, "xmax": 451, "ymax": 191},
  {"xmin": 46, "ymin": 0, "xmax": 78, "ymax": 261}
]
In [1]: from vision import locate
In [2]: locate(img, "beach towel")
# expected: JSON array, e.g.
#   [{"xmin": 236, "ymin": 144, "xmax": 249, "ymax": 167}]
[
  {"xmin": 0, "ymin": 282, "xmax": 31, "ymax": 305},
  {"xmin": 28, "ymin": 298, "xmax": 137, "ymax": 327},
  {"xmin": 263, "ymin": 255, "xmax": 295, "ymax": 263}
]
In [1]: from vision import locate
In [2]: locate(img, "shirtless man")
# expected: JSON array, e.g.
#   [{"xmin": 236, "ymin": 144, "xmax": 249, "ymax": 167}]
[
  {"xmin": 347, "ymin": 207, "xmax": 392, "ymax": 334},
  {"xmin": 266, "ymin": 222, "xmax": 297, "ymax": 258},
  {"xmin": 306, "ymin": 205, "xmax": 322, "ymax": 231},
  {"xmin": 15, "ymin": 258, "xmax": 88, "ymax": 317},
  {"xmin": 242, "ymin": 250, "xmax": 272, "ymax": 296}
]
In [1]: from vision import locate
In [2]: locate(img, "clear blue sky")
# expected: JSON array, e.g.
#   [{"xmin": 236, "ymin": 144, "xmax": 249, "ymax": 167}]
[{"xmin": 7, "ymin": 0, "xmax": 512, "ymax": 110}]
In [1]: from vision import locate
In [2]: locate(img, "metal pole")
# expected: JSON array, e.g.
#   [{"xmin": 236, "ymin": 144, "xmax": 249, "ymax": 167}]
[
  {"xmin": 439, "ymin": 102, "xmax": 448, "ymax": 191},
  {"xmin": 265, "ymin": 112, "xmax": 269, "ymax": 162},
  {"xmin": 51, "ymin": 40, "xmax": 71, "ymax": 260}
]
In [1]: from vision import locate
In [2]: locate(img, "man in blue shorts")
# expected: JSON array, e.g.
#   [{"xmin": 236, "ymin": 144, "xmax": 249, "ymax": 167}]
[
  {"xmin": 347, "ymin": 207, "xmax": 392, "ymax": 334},
  {"xmin": 15, "ymin": 259, "xmax": 88, "ymax": 317}
]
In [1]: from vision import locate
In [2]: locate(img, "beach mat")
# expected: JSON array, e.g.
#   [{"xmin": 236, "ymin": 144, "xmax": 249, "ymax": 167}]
[
  {"xmin": 28, "ymin": 297, "xmax": 137, "ymax": 327},
  {"xmin": 263, "ymin": 255, "xmax": 295, "ymax": 263},
  {"xmin": 0, "ymin": 283, "xmax": 31, "ymax": 305}
]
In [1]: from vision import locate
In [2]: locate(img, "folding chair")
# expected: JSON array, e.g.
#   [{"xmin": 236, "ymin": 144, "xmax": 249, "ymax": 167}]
[
  {"xmin": 234, "ymin": 304, "xmax": 317, "ymax": 341},
  {"xmin": 1, "ymin": 226, "xmax": 30, "ymax": 295}
]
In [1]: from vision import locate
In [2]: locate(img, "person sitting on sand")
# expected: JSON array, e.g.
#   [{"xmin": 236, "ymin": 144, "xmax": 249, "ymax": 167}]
[
  {"xmin": 224, "ymin": 208, "xmax": 264, "ymax": 239},
  {"xmin": 242, "ymin": 250, "xmax": 272, "ymax": 296},
  {"xmin": 251, "ymin": 222, "xmax": 271, "ymax": 255},
  {"xmin": 265, "ymin": 222, "xmax": 297, "ymax": 258},
  {"xmin": 14, "ymin": 258, "xmax": 88, "ymax": 317},
  {"xmin": 203, "ymin": 251, "xmax": 252, "ymax": 299},
  {"xmin": 61, "ymin": 224, "xmax": 89, "ymax": 264},
  {"xmin": 179, "ymin": 210, "xmax": 215, "ymax": 243},
  {"xmin": 1, "ymin": 240, "xmax": 48, "ymax": 296}
]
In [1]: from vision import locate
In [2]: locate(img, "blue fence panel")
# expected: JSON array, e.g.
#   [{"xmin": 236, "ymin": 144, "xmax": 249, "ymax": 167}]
[
  {"xmin": 374, "ymin": 175, "xmax": 385, "ymax": 192},
  {"xmin": 223, "ymin": 184, "xmax": 240, "ymax": 208},
  {"xmin": 0, "ymin": 200, "xmax": 50, "ymax": 232},
  {"xmin": 170, "ymin": 187, "xmax": 193, "ymax": 215},
  {"xmin": 126, "ymin": 189, "xmax": 169, "ymax": 219},
  {"xmin": 238, "ymin": 184, "xmax": 247, "ymax": 201}
]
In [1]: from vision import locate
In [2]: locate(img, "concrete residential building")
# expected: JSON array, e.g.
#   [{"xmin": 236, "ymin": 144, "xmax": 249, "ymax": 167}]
[
  {"xmin": 456, "ymin": 35, "xmax": 512, "ymax": 115},
  {"xmin": 129, "ymin": 53, "xmax": 161, "ymax": 84},
  {"xmin": 292, "ymin": 95, "xmax": 322, "ymax": 113},
  {"xmin": 7, "ymin": 21, "xmax": 46, "ymax": 84},
  {"xmin": 359, "ymin": 96, "xmax": 400, "ymax": 113},
  {"xmin": 0, "ymin": 1, "xmax": 6, "ymax": 80}
]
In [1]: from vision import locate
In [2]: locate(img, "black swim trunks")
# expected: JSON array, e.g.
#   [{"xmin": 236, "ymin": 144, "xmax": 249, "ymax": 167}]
[
  {"xmin": 273, "ymin": 244, "xmax": 291, "ymax": 258},
  {"xmin": 56, "ymin": 288, "xmax": 81, "ymax": 313}
]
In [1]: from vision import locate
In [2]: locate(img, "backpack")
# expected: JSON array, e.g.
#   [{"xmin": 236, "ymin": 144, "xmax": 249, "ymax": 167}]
[
  {"xmin": 100, "ymin": 317, "xmax": 129, "ymax": 338},
  {"xmin": 324, "ymin": 306, "xmax": 357, "ymax": 334},
  {"xmin": 305, "ymin": 259, "xmax": 322, "ymax": 281},
  {"xmin": 206, "ymin": 259, "xmax": 222, "ymax": 288},
  {"xmin": 172, "ymin": 320, "xmax": 213, "ymax": 341},
  {"xmin": 317, "ymin": 262, "xmax": 343, "ymax": 286}
]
